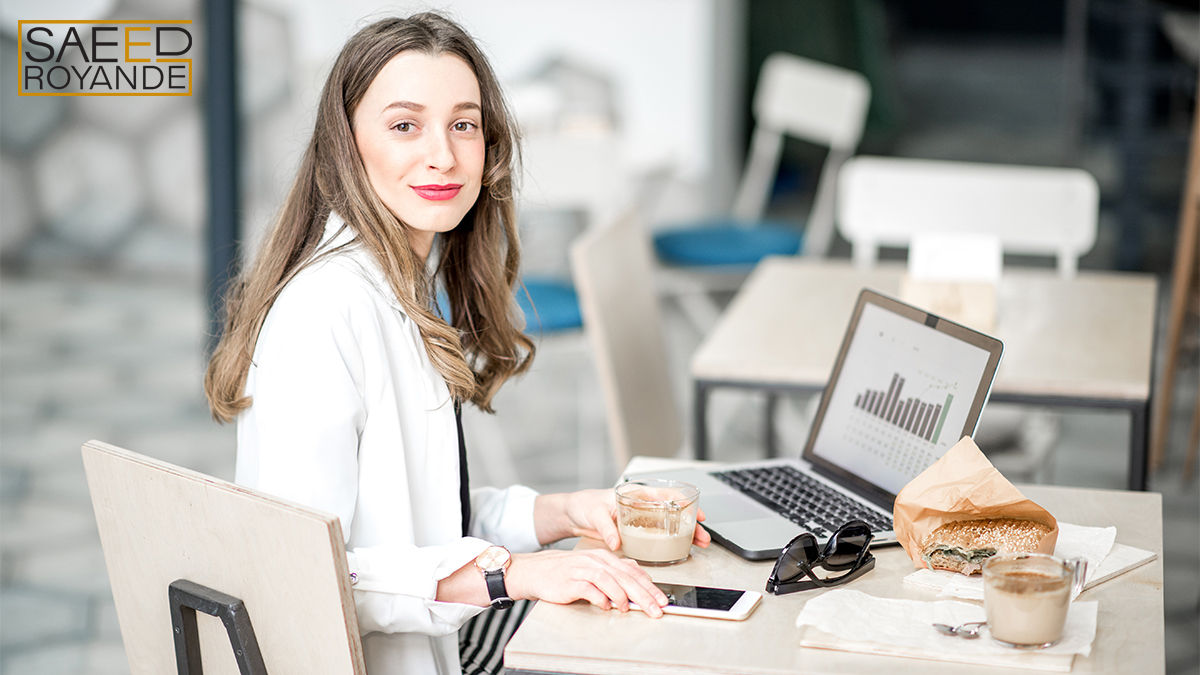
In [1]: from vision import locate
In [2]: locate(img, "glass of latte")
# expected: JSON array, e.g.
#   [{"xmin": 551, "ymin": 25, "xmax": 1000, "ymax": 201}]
[
  {"xmin": 614, "ymin": 480, "xmax": 699, "ymax": 565},
  {"xmin": 982, "ymin": 553, "xmax": 1088, "ymax": 649}
]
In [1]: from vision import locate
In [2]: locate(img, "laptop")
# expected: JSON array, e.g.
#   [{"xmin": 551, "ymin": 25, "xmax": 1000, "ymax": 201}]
[{"xmin": 628, "ymin": 288, "xmax": 1004, "ymax": 560}]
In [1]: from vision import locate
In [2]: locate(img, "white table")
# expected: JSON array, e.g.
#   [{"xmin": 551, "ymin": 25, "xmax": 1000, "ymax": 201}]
[
  {"xmin": 689, "ymin": 258, "xmax": 1158, "ymax": 490},
  {"xmin": 505, "ymin": 458, "xmax": 1164, "ymax": 675}
]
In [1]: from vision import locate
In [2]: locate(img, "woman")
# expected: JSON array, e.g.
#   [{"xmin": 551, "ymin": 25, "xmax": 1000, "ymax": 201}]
[{"xmin": 203, "ymin": 12, "xmax": 707, "ymax": 675}]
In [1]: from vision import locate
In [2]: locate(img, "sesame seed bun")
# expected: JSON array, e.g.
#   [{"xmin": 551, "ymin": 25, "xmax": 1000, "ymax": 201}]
[{"xmin": 919, "ymin": 517, "xmax": 1053, "ymax": 575}]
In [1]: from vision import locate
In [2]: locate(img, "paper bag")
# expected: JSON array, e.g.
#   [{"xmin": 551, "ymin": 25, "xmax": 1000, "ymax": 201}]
[{"xmin": 893, "ymin": 436, "xmax": 1058, "ymax": 571}]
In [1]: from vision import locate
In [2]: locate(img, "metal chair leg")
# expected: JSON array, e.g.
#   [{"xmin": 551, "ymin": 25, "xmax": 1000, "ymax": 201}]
[{"xmin": 169, "ymin": 579, "xmax": 268, "ymax": 675}]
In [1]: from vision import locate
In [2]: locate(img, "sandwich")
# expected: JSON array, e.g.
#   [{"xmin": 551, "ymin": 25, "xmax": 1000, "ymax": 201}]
[{"xmin": 920, "ymin": 517, "xmax": 1053, "ymax": 575}]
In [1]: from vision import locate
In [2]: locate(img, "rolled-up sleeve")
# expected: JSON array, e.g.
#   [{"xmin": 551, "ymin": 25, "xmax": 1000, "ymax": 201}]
[
  {"xmin": 347, "ymin": 537, "xmax": 491, "ymax": 635},
  {"xmin": 344, "ymin": 482, "xmax": 540, "ymax": 636}
]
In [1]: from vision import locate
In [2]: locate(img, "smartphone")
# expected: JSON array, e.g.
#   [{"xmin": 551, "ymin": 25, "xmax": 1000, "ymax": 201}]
[{"xmin": 629, "ymin": 582, "xmax": 762, "ymax": 621}]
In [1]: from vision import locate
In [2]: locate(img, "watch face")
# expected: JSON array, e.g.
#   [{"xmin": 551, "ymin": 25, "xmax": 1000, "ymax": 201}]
[{"xmin": 476, "ymin": 546, "xmax": 511, "ymax": 571}]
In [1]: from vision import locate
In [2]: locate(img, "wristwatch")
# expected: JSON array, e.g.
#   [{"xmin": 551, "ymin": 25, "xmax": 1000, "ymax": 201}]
[{"xmin": 474, "ymin": 546, "xmax": 514, "ymax": 610}]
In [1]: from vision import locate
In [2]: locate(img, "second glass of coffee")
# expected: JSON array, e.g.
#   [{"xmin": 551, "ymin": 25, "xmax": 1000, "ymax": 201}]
[{"xmin": 982, "ymin": 552, "xmax": 1087, "ymax": 649}]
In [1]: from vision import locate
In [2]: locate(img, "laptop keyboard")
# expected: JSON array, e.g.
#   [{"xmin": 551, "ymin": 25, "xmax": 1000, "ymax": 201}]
[{"xmin": 712, "ymin": 465, "xmax": 893, "ymax": 538}]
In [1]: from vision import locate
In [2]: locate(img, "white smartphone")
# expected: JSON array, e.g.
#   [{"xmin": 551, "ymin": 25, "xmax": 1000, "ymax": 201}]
[{"xmin": 629, "ymin": 582, "xmax": 763, "ymax": 621}]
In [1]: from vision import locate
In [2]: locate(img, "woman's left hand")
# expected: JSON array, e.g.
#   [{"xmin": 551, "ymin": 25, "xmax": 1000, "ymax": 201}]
[{"xmin": 534, "ymin": 490, "xmax": 711, "ymax": 552}]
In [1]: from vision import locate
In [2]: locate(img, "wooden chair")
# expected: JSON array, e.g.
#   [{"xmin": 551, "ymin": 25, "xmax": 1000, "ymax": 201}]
[
  {"xmin": 82, "ymin": 440, "xmax": 365, "ymax": 675},
  {"xmin": 571, "ymin": 211, "xmax": 684, "ymax": 470}
]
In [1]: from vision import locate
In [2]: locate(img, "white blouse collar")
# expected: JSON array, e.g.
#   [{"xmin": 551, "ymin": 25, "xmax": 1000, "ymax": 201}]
[{"xmin": 318, "ymin": 212, "xmax": 407, "ymax": 314}]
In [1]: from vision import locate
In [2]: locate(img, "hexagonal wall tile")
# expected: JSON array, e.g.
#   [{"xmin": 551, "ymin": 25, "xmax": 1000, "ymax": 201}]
[{"xmin": 34, "ymin": 127, "xmax": 144, "ymax": 250}]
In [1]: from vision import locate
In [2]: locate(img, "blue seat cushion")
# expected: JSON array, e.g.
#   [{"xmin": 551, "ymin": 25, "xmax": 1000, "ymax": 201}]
[
  {"xmin": 517, "ymin": 277, "xmax": 582, "ymax": 334},
  {"xmin": 654, "ymin": 220, "xmax": 803, "ymax": 267}
]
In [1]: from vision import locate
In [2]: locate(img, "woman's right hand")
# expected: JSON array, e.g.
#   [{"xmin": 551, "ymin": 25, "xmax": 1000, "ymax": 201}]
[{"xmin": 506, "ymin": 549, "xmax": 670, "ymax": 618}]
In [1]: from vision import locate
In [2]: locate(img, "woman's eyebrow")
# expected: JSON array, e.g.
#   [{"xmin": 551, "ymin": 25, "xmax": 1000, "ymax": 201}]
[
  {"xmin": 379, "ymin": 101, "xmax": 481, "ymax": 114},
  {"xmin": 382, "ymin": 100, "xmax": 424, "ymax": 113}
]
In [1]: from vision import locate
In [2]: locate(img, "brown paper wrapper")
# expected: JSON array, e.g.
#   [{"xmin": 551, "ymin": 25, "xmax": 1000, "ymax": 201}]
[{"xmin": 893, "ymin": 436, "xmax": 1058, "ymax": 572}]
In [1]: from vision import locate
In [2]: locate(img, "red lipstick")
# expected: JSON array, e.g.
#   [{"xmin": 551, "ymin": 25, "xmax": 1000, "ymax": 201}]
[{"xmin": 412, "ymin": 184, "xmax": 462, "ymax": 201}]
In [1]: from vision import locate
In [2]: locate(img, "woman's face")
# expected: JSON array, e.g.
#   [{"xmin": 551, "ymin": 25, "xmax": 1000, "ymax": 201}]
[{"xmin": 353, "ymin": 51, "xmax": 486, "ymax": 257}]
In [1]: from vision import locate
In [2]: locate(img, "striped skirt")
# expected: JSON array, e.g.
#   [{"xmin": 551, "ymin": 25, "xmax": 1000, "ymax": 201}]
[{"xmin": 458, "ymin": 599, "xmax": 533, "ymax": 675}]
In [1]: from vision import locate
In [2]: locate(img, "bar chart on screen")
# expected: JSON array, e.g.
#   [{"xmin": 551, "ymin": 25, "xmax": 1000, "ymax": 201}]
[
  {"xmin": 811, "ymin": 302, "xmax": 992, "ymax": 493},
  {"xmin": 843, "ymin": 370, "xmax": 959, "ymax": 479},
  {"xmin": 852, "ymin": 372, "xmax": 953, "ymax": 444}
]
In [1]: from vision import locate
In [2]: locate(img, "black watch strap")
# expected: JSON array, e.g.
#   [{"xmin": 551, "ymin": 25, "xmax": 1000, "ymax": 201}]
[{"xmin": 483, "ymin": 569, "xmax": 514, "ymax": 610}]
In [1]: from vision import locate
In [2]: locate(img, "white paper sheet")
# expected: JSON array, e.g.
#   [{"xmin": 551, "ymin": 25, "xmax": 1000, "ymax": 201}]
[
  {"xmin": 796, "ymin": 589, "xmax": 1098, "ymax": 659},
  {"xmin": 1055, "ymin": 522, "xmax": 1117, "ymax": 583}
]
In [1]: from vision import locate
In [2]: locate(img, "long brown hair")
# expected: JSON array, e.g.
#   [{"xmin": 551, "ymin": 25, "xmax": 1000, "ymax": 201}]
[{"xmin": 205, "ymin": 12, "xmax": 533, "ymax": 423}]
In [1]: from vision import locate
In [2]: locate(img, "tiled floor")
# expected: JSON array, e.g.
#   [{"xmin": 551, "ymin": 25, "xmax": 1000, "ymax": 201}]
[{"xmin": 0, "ymin": 269, "xmax": 1196, "ymax": 674}]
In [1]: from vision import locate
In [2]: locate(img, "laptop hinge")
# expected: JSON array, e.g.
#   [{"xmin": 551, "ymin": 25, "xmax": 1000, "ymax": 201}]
[{"xmin": 810, "ymin": 463, "xmax": 895, "ymax": 514}]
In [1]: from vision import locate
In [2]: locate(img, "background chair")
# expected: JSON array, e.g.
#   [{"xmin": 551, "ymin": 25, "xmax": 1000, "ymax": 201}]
[
  {"xmin": 515, "ymin": 132, "xmax": 625, "ymax": 338},
  {"xmin": 655, "ymin": 52, "xmax": 871, "ymax": 332},
  {"xmin": 499, "ymin": 132, "xmax": 628, "ymax": 487},
  {"xmin": 837, "ymin": 156, "xmax": 1099, "ymax": 279},
  {"xmin": 82, "ymin": 440, "xmax": 364, "ymax": 675},
  {"xmin": 836, "ymin": 156, "xmax": 1102, "ymax": 482},
  {"xmin": 458, "ymin": 133, "xmax": 628, "ymax": 491},
  {"xmin": 571, "ymin": 210, "xmax": 685, "ymax": 472}
]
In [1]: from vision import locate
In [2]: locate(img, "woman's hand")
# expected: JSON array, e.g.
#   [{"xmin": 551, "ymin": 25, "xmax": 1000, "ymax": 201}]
[
  {"xmin": 506, "ymin": 549, "xmax": 670, "ymax": 617},
  {"xmin": 533, "ymin": 490, "xmax": 712, "ymax": 552},
  {"xmin": 534, "ymin": 489, "xmax": 620, "ymax": 549}
]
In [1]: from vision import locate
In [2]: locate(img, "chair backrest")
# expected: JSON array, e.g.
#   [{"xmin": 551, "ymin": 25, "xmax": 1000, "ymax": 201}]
[
  {"xmin": 732, "ymin": 53, "xmax": 871, "ymax": 256},
  {"xmin": 755, "ymin": 52, "xmax": 872, "ymax": 152},
  {"xmin": 520, "ymin": 132, "xmax": 627, "ymax": 229},
  {"xmin": 82, "ymin": 440, "xmax": 365, "ymax": 675},
  {"xmin": 837, "ymin": 156, "xmax": 1100, "ymax": 279},
  {"xmin": 571, "ymin": 211, "xmax": 683, "ymax": 469}
]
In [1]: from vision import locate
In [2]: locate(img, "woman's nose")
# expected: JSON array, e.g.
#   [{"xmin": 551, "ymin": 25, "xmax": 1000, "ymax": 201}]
[{"xmin": 425, "ymin": 129, "xmax": 456, "ymax": 172}]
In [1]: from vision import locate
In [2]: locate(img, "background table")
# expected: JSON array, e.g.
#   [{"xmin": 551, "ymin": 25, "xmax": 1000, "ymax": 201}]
[
  {"xmin": 505, "ymin": 457, "xmax": 1164, "ymax": 675},
  {"xmin": 690, "ymin": 258, "xmax": 1158, "ymax": 490}
]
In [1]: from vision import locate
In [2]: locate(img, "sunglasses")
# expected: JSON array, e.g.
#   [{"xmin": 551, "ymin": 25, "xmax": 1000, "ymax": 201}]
[{"xmin": 766, "ymin": 520, "xmax": 876, "ymax": 595}]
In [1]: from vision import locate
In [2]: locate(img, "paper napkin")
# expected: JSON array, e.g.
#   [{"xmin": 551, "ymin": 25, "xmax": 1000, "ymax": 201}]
[{"xmin": 796, "ymin": 589, "xmax": 1097, "ymax": 671}]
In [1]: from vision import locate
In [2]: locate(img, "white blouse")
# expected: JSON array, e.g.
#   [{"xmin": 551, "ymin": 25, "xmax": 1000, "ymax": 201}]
[{"xmin": 236, "ymin": 213, "xmax": 541, "ymax": 675}]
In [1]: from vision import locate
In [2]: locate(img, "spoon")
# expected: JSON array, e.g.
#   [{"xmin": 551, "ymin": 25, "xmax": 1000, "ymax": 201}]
[{"xmin": 932, "ymin": 621, "xmax": 986, "ymax": 639}]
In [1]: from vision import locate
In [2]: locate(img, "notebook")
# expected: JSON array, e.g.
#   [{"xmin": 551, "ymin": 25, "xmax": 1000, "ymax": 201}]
[{"xmin": 628, "ymin": 289, "xmax": 1004, "ymax": 561}]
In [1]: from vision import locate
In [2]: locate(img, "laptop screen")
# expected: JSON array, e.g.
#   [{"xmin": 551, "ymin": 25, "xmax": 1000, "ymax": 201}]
[{"xmin": 803, "ymin": 290, "xmax": 1003, "ymax": 502}]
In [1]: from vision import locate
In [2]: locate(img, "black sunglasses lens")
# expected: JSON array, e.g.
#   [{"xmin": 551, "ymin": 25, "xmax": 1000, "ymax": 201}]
[
  {"xmin": 774, "ymin": 533, "xmax": 820, "ymax": 580},
  {"xmin": 823, "ymin": 522, "xmax": 873, "ymax": 568},
  {"xmin": 768, "ymin": 522, "xmax": 877, "ymax": 595}
]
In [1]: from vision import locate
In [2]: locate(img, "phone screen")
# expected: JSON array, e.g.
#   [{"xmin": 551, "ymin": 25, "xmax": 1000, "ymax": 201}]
[{"xmin": 654, "ymin": 582, "xmax": 745, "ymax": 611}]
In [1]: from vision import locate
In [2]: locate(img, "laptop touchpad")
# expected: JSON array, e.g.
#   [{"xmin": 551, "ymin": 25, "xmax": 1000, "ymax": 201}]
[{"xmin": 701, "ymin": 493, "xmax": 774, "ymax": 523}]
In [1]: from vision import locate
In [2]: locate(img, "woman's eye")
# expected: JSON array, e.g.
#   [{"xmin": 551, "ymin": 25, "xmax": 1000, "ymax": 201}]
[
  {"xmin": 454, "ymin": 121, "xmax": 477, "ymax": 132},
  {"xmin": 393, "ymin": 121, "xmax": 413, "ymax": 132}
]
